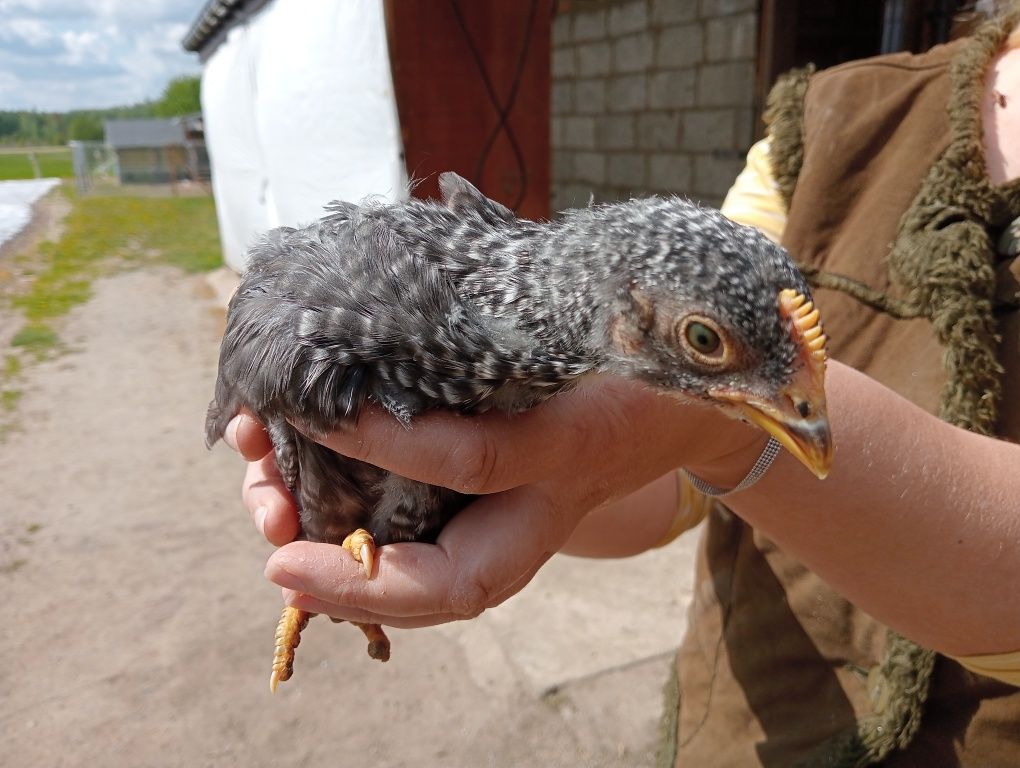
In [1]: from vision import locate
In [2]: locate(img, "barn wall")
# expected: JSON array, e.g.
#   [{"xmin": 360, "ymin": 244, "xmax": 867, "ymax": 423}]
[
  {"xmin": 550, "ymin": 0, "xmax": 758, "ymax": 210},
  {"xmin": 116, "ymin": 147, "xmax": 191, "ymax": 184},
  {"xmin": 386, "ymin": 0, "xmax": 553, "ymax": 220}
]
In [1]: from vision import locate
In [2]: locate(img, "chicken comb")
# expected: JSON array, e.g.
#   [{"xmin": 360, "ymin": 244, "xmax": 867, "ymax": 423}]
[{"xmin": 779, "ymin": 289, "xmax": 827, "ymax": 371}]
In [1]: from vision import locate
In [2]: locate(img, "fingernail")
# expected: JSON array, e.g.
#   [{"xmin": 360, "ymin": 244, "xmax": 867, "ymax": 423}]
[
  {"xmin": 223, "ymin": 416, "xmax": 241, "ymax": 450},
  {"xmin": 254, "ymin": 506, "xmax": 268, "ymax": 537},
  {"xmin": 267, "ymin": 559, "xmax": 309, "ymax": 593}
]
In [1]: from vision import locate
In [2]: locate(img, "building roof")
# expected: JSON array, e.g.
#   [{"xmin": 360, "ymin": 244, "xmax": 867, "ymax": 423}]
[
  {"xmin": 182, "ymin": 0, "xmax": 273, "ymax": 57},
  {"xmin": 104, "ymin": 119, "xmax": 187, "ymax": 149}
]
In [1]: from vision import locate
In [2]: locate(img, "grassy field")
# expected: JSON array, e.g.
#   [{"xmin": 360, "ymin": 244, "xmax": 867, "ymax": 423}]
[
  {"xmin": 9, "ymin": 185, "xmax": 222, "ymax": 355},
  {"xmin": 0, "ymin": 147, "xmax": 74, "ymax": 180}
]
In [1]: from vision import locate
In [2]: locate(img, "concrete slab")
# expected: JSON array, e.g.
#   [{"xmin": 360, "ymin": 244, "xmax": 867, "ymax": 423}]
[
  {"xmin": 546, "ymin": 653, "xmax": 676, "ymax": 768},
  {"xmin": 471, "ymin": 535, "xmax": 698, "ymax": 696}
]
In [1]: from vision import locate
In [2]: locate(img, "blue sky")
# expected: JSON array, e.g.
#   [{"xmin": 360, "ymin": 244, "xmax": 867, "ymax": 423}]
[{"xmin": 0, "ymin": 0, "xmax": 203, "ymax": 111}]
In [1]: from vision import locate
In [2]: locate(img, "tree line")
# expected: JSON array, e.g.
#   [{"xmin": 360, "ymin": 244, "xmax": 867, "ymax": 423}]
[{"xmin": 0, "ymin": 75, "xmax": 201, "ymax": 146}]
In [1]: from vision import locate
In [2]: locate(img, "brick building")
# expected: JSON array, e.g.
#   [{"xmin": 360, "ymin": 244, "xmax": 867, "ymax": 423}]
[
  {"xmin": 549, "ymin": 0, "xmax": 964, "ymax": 210},
  {"xmin": 552, "ymin": 0, "xmax": 756, "ymax": 209}
]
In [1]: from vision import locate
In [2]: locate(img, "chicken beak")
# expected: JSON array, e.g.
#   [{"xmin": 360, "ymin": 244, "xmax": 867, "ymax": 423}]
[
  {"xmin": 711, "ymin": 288, "xmax": 834, "ymax": 479},
  {"xmin": 726, "ymin": 378, "xmax": 833, "ymax": 480}
]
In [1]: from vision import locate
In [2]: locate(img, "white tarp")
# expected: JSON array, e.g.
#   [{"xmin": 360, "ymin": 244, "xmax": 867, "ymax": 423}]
[
  {"xmin": 0, "ymin": 178, "xmax": 61, "ymax": 248},
  {"xmin": 200, "ymin": 0, "xmax": 407, "ymax": 272}
]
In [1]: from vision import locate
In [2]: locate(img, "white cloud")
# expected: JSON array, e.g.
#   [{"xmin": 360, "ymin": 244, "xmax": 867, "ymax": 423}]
[
  {"xmin": 0, "ymin": 0, "xmax": 204, "ymax": 111},
  {"xmin": 60, "ymin": 29, "xmax": 104, "ymax": 64},
  {"xmin": 0, "ymin": 71, "xmax": 19, "ymax": 92},
  {"xmin": 9, "ymin": 18, "xmax": 54, "ymax": 46}
]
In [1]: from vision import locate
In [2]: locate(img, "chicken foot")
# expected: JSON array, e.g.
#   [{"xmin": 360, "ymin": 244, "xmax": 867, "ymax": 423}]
[{"xmin": 269, "ymin": 528, "xmax": 389, "ymax": 693}]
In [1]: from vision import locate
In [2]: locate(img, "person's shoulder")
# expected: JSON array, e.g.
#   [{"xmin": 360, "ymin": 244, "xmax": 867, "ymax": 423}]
[
  {"xmin": 799, "ymin": 38, "xmax": 966, "ymax": 118},
  {"xmin": 812, "ymin": 39, "xmax": 964, "ymax": 85},
  {"xmin": 767, "ymin": 38, "xmax": 966, "ymax": 121}
]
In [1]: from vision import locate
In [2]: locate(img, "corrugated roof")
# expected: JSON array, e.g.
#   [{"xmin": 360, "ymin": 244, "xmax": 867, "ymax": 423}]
[
  {"xmin": 104, "ymin": 119, "xmax": 187, "ymax": 149},
  {"xmin": 182, "ymin": 0, "xmax": 273, "ymax": 56}
]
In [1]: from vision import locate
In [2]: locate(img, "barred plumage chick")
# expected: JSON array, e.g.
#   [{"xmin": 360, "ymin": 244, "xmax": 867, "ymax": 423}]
[{"xmin": 206, "ymin": 173, "xmax": 833, "ymax": 691}]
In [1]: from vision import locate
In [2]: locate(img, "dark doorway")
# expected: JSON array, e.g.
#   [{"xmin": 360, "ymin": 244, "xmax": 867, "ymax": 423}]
[{"xmin": 755, "ymin": 0, "xmax": 972, "ymax": 135}]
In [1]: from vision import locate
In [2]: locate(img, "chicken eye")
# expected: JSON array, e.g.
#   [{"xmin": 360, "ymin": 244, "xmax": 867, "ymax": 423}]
[{"xmin": 685, "ymin": 321, "xmax": 720, "ymax": 355}]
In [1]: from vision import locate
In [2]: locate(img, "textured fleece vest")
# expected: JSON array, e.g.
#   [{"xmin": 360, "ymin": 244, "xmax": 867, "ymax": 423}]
[{"xmin": 665, "ymin": 27, "xmax": 1020, "ymax": 768}]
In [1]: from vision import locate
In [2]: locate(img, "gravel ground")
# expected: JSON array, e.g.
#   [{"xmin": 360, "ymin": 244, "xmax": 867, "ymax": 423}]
[{"xmin": 1, "ymin": 230, "xmax": 698, "ymax": 767}]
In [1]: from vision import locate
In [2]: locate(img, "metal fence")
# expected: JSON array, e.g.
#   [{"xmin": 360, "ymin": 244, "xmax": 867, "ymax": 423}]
[
  {"xmin": 68, "ymin": 141, "xmax": 118, "ymax": 195},
  {"xmin": 69, "ymin": 140, "xmax": 211, "ymax": 196}
]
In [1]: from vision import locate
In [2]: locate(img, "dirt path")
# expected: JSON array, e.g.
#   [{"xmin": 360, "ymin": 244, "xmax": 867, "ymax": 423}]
[
  {"xmin": 0, "ymin": 189, "xmax": 71, "ymax": 349},
  {"xmin": 1, "ymin": 262, "xmax": 696, "ymax": 767}
]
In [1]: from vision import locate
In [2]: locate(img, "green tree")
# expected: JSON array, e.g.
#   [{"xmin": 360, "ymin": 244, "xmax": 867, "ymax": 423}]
[
  {"xmin": 153, "ymin": 75, "xmax": 201, "ymax": 117},
  {"xmin": 0, "ymin": 112, "xmax": 21, "ymax": 142},
  {"xmin": 67, "ymin": 113, "xmax": 103, "ymax": 141}
]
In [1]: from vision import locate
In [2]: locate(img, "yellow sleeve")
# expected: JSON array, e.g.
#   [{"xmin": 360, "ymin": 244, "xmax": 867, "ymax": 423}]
[
  {"xmin": 720, "ymin": 138, "xmax": 788, "ymax": 244},
  {"xmin": 949, "ymin": 650, "xmax": 1020, "ymax": 687},
  {"xmin": 653, "ymin": 472, "xmax": 715, "ymax": 547}
]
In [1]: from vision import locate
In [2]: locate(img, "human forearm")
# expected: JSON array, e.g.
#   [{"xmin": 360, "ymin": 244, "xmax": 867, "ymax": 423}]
[
  {"xmin": 562, "ymin": 360, "xmax": 1020, "ymax": 654},
  {"xmin": 690, "ymin": 361, "xmax": 1020, "ymax": 656},
  {"xmin": 559, "ymin": 471, "xmax": 682, "ymax": 557}
]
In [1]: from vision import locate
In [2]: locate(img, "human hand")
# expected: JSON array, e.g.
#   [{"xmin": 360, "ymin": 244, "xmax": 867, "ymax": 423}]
[
  {"xmin": 223, "ymin": 412, "xmax": 300, "ymax": 546},
  {"xmin": 226, "ymin": 376, "xmax": 760, "ymax": 628}
]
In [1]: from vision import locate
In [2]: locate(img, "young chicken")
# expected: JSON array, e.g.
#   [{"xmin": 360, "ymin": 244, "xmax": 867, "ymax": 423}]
[{"xmin": 206, "ymin": 173, "xmax": 831, "ymax": 691}]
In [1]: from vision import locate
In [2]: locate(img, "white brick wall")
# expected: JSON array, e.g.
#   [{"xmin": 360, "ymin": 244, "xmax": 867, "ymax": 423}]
[{"xmin": 551, "ymin": 0, "xmax": 758, "ymax": 211}]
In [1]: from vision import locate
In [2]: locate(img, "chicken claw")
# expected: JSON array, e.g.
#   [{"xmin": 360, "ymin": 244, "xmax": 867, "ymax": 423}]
[
  {"xmin": 270, "ymin": 606, "xmax": 311, "ymax": 693},
  {"xmin": 354, "ymin": 621, "xmax": 391, "ymax": 661},
  {"xmin": 269, "ymin": 529, "xmax": 388, "ymax": 693},
  {"xmin": 341, "ymin": 528, "xmax": 376, "ymax": 579},
  {"xmin": 339, "ymin": 529, "xmax": 391, "ymax": 661}
]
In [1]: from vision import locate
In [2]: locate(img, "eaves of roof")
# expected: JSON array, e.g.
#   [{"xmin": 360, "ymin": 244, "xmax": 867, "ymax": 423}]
[
  {"xmin": 105, "ymin": 119, "xmax": 187, "ymax": 149},
  {"xmin": 181, "ymin": 0, "xmax": 273, "ymax": 58}
]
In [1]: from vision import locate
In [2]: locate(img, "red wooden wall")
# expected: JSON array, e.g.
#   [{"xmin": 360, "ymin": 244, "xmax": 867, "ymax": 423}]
[{"xmin": 384, "ymin": 0, "xmax": 553, "ymax": 220}]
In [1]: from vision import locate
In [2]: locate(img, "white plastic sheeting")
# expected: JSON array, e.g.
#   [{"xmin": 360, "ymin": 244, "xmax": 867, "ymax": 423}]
[
  {"xmin": 200, "ymin": 0, "xmax": 407, "ymax": 272},
  {"xmin": 0, "ymin": 178, "xmax": 61, "ymax": 248}
]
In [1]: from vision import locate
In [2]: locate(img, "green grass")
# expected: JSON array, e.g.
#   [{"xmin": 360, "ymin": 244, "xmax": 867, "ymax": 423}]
[
  {"xmin": 0, "ymin": 154, "xmax": 33, "ymax": 179},
  {"xmin": 9, "ymin": 186, "xmax": 222, "ymax": 355},
  {"xmin": 10, "ymin": 324, "xmax": 61, "ymax": 353},
  {"xmin": 0, "ymin": 354, "xmax": 26, "ymax": 439},
  {"xmin": 2, "ymin": 355, "xmax": 21, "ymax": 378},
  {"xmin": 1, "ymin": 389, "xmax": 21, "ymax": 411},
  {"xmin": 37, "ymin": 151, "xmax": 73, "ymax": 178},
  {"xmin": 0, "ymin": 149, "xmax": 73, "ymax": 180}
]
